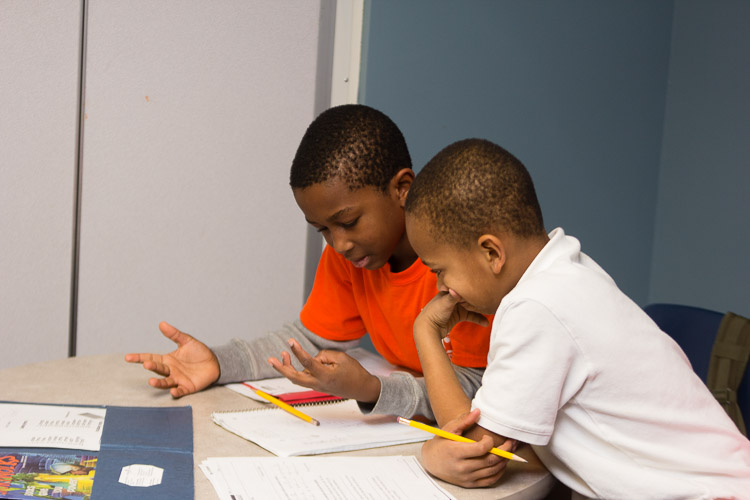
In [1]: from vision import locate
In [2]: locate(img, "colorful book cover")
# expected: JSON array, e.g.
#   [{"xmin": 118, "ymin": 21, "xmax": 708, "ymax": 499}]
[{"xmin": 0, "ymin": 452, "xmax": 97, "ymax": 500}]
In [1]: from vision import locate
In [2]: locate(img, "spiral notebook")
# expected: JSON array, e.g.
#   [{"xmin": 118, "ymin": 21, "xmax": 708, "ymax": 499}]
[{"xmin": 211, "ymin": 399, "xmax": 429, "ymax": 457}]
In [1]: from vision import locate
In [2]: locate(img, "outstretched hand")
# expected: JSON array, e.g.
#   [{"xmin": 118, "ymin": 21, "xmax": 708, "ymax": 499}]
[
  {"xmin": 124, "ymin": 321, "xmax": 220, "ymax": 398},
  {"xmin": 420, "ymin": 408, "xmax": 512, "ymax": 488},
  {"xmin": 268, "ymin": 339, "xmax": 381, "ymax": 403}
]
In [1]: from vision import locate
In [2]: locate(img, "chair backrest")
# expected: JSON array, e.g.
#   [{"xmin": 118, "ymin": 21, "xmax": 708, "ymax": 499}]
[
  {"xmin": 643, "ymin": 303, "xmax": 749, "ymax": 432},
  {"xmin": 643, "ymin": 303, "xmax": 723, "ymax": 381}
]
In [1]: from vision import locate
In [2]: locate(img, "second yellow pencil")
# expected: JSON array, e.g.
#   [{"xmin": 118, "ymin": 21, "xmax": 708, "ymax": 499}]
[
  {"xmin": 255, "ymin": 389, "xmax": 320, "ymax": 426},
  {"xmin": 397, "ymin": 417, "xmax": 526, "ymax": 462}
]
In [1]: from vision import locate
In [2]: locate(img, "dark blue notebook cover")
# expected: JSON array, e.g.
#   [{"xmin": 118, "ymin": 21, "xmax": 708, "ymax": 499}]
[{"xmin": 0, "ymin": 403, "xmax": 193, "ymax": 500}]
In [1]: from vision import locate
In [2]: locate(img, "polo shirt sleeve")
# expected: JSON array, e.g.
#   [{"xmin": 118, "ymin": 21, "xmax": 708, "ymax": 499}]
[
  {"xmin": 473, "ymin": 299, "xmax": 586, "ymax": 446},
  {"xmin": 299, "ymin": 245, "xmax": 367, "ymax": 341}
]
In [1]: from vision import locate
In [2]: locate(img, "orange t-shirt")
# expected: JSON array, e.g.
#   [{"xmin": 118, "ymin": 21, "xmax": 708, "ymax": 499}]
[{"xmin": 300, "ymin": 245, "xmax": 492, "ymax": 372}]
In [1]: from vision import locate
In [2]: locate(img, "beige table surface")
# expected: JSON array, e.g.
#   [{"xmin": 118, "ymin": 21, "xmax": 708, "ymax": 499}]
[{"xmin": 0, "ymin": 354, "xmax": 555, "ymax": 499}]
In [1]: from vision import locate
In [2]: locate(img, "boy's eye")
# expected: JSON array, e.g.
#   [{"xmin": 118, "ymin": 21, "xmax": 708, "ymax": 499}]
[
  {"xmin": 315, "ymin": 226, "xmax": 328, "ymax": 233},
  {"xmin": 431, "ymin": 269, "xmax": 442, "ymax": 277},
  {"xmin": 340, "ymin": 218, "xmax": 359, "ymax": 229}
]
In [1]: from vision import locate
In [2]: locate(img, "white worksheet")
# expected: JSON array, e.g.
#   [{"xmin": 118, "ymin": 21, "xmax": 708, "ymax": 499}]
[
  {"xmin": 0, "ymin": 403, "xmax": 106, "ymax": 451},
  {"xmin": 200, "ymin": 456, "xmax": 455, "ymax": 500}
]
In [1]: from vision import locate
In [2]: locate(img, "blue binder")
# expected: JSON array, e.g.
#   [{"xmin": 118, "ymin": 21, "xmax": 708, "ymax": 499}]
[{"xmin": 0, "ymin": 403, "xmax": 193, "ymax": 500}]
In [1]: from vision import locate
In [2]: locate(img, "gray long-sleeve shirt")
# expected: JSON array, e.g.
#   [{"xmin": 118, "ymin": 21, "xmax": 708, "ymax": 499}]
[{"xmin": 211, "ymin": 319, "xmax": 484, "ymax": 421}]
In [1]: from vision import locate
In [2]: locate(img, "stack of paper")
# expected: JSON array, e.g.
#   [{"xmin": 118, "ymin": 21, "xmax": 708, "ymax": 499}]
[{"xmin": 200, "ymin": 456, "xmax": 455, "ymax": 500}]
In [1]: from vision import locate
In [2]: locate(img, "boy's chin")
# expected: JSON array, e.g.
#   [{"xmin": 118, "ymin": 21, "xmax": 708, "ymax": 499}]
[{"xmin": 463, "ymin": 302, "xmax": 495, "ymax": 316}]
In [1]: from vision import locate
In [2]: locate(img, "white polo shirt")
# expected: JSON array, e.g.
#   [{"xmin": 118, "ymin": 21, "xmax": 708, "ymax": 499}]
[{"xmin": 473, "ymin": 228, "xmax": 750, "ymax": 499}]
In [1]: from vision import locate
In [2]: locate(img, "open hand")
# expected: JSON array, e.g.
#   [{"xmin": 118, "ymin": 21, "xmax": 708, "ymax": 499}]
[
  {"xmin": 268, "ymin": 339, "xmax": 381, "ymax": 403},
  {"xmin": 124, "ymin": 321, "xmax": 220, "ymax": 398},
  {"xmin": 421, "ymin": 408, "xmax": 511, "ymax": 488}
]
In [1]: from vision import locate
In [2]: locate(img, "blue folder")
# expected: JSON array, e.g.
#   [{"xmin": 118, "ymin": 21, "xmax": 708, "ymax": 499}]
[{"xmin": 0, "ymin": 403, "xmax": 193, "ymax": 500}]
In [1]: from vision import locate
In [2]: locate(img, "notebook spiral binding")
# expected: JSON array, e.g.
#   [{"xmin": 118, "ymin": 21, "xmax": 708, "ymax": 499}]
[{"xmin": 214, "ymin": 397, "xmax": 350, "ymax": 414}]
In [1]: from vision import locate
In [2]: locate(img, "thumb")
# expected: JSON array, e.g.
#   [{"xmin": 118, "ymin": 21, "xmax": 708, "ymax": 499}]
[
  {"xmin": 314, "ymin": 350, "xmax": 350, "ymax": 365},
  {"xmin": 158, "ymin": 321, "xmax": 192, "ymax": 346},
  {"xmin": 443, "ymin": 408, "xmax": 482, "ymax": 435}
]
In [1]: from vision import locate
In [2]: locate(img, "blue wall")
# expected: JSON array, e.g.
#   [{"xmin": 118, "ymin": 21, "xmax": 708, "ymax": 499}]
[
  {"xmin": 361, "ymin": 1, "xmax": 674, "ymax": 305},
  {"xmin": 650, "ymin": 1, "xmax": 750, "ymax": 317}
]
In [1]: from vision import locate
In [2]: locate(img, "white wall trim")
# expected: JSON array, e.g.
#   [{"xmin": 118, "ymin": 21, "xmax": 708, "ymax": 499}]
[{"xmin": 330, "ymin": 0, "xmax": 364, "ymax": 106}]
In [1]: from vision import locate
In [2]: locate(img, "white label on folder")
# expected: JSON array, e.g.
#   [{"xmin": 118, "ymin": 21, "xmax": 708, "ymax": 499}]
[{"xmin": 119, "ymin": 464, "xmax": 164, "ymax": 487}]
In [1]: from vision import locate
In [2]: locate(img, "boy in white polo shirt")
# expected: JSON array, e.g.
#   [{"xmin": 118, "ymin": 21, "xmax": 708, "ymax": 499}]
[{"xmin": 404, "ymin": 138, "xmax": 750, "ymax": 498}]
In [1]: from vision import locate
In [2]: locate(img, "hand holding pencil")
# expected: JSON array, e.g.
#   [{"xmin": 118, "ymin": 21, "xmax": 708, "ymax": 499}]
[{"xmin": 397, "ymin": 416, "xmax": 526, "ymax": 462}]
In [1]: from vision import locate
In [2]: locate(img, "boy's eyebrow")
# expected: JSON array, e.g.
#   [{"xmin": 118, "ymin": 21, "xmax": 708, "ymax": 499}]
[
  {"xmin": 325, "ymin": 207, "xmax": 355, "ymax": 222},
  {"xmin": 419, "ymin": 258, "xmax": 436, "ymax": 268},
  {"xmin": 304, "ymin": 207, "xmax": 355, "ymax": 226}
]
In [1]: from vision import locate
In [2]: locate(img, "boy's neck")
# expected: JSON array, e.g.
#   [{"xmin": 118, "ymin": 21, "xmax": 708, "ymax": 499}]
[
  {"xmin": 387, "ymin": 233, "xmax": 418, "ymax": 273},
  {"xmin": 497, "ymin": 233, "xmax": 550, "ymax": 296}
]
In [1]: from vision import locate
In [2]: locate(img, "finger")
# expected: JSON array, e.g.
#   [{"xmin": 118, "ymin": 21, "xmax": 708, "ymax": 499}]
[
  {"xmin": 142, "ymin": 359, "xmax": 171, "ymax": 377},
  {"xmin": 443, "ymin": 408, "xmax": 482, "ymax": 434},
  {"xmin": 148, "ymin": 376, "xmax": 175, "ymax": 390},
  {"xmin": 267, "ymin": 351, "xmax": 306, "ymax": 382},
  {"xmin": 267, "ymin": 356, "xmax": 283, "ymax": 369},
  {"xmin": 447, "ymin": 435, "xmax": 498, "ymax": 461},
  {"xmin": 269, "ymin": 361, "xmax": 320, "ymax": 388},
  {"xmin": 124, "ymin": 352, "xmax": 159, "ymax": 364},
  {"xmin": 280, "ymin": 351, "xmax": 295, "ymax": 367},
  {"xmin": 158, "ymin": 321, "xmax": 194, "ymax": 347},
  {"xmin": 496, "ymin": 437, "xmax": 516, "ymax": 452},
  {"xmin": 314, "ymin": 349, "xmax": 349, "ymax": 365},
  {"xmin": 287, "ymin": 339, "xmax": 318, "ymax": 371},
  {"xmin": 170, "ymin": 386, "xmax": 188, "ymax": 398},
  {"xmin": 466, "ymin": 465, "xmax": 506, "ymax": 488}
]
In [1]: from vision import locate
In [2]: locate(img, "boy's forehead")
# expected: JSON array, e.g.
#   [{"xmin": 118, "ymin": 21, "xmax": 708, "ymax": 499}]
[
  {"xmin": 294, "ymin": 180, "xmax": 383, "ymax": 220},
  {"xmin": 405, "ymin": 215, "xmax": 438, "ymax": 249}
]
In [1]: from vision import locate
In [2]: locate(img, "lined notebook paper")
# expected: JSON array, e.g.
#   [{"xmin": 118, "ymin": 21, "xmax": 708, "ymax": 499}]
[{"xmin": 212, "ymin": 399, "xmax": 428, "ymax": 457}]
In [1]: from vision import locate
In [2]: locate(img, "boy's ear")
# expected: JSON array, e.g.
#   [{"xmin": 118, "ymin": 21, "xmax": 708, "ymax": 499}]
[
  {"xmin": 477, "ymin": 234, "xmax": 506, "ymax": 275},
  {"xmin": 391, "ymin": 168, "xmax": 415, "ymax": 206}
]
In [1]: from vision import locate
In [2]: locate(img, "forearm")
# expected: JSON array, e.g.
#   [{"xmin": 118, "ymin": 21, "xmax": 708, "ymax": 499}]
[
  {"xmin": 212, "ymin": 319, "xmax": 361, "ymax": 383},
  {"xmin": 358, "ymin": 365, "xmax": 484, "ymax": 420},
  {"xmin": 413, "ymin": 321, "xmax": 472, "ymax": 426}
]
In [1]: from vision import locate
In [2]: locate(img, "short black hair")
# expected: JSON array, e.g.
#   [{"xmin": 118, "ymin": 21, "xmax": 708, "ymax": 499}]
[
  {"xmin": 290, "ymin": 104, "xmax": 412, "ymax": 192},
  {"xmin": 405, "ymin": 139, "xmax": 545, "ymax": 247}
]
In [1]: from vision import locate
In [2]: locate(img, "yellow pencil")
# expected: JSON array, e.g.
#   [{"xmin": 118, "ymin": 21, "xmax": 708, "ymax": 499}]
[
  {"xmin": 254, "ymin": 389, "xmax": 320, "ymax": 426},
  {"xmin": 397, "ymin": 417, "xmax": 527, "ymax": 462}
]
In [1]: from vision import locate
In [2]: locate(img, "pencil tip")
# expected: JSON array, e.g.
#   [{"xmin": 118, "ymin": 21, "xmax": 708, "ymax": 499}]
[
  {"xmin": 515, "ymin": 455, "xmax": 528, "ymax": 463},
  {"xmin": 312, "ymin": 418, "xmax": 320, "ymax": 426}
]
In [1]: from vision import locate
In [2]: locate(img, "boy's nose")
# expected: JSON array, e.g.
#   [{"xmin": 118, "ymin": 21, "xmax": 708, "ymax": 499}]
[
  {"xmin": 435, "ymin": 277, "xmax": 448, "ymax": 292},
  {"xmin": 331, "ymin": 232, "xmax": 354, "ymax": 255}
]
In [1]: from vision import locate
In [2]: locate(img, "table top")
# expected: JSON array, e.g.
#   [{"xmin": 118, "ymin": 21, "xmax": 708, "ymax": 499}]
[{"xmin": 0, "ymin": 354, "xmax": 554, "ymax": 500}]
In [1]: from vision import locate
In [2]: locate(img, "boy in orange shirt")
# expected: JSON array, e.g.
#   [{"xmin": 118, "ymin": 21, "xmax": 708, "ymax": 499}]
[{"xmin": 126, "ymin": 105, "xmax": 491, "ymax": 420}]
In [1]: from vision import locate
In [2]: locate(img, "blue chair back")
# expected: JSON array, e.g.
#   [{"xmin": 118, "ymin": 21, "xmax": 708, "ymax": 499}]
[{"xmin": 643, "ymin": 303, "xmax": 749, "ymax": 431}]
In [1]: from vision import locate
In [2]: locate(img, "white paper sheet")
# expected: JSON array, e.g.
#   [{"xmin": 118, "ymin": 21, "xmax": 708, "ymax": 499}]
[
  {"xmin": 0, "ymin": 403, "xmax": 106, "ymax": 451},
  {"xmin": 200, "ymin": 456, "xmax": 455, "ymax": 500}
]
